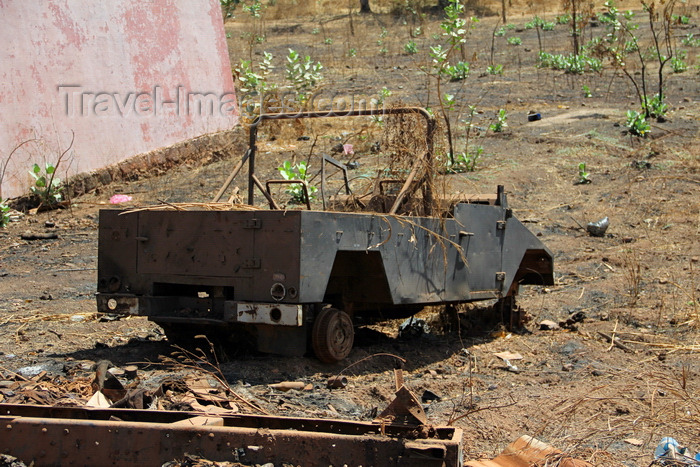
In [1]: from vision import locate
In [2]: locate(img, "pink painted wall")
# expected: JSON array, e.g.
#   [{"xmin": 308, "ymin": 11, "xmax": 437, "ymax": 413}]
[{"xmin": 0, "ymin": 0, "xmax": 238, "ymax": 199}]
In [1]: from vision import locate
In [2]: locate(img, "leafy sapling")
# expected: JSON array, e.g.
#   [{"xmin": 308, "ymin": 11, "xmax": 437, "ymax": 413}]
[
  {"xmin": 29, "ymin": 163, "xmax": 62, "ymax": 205},
  {"xmin": 576, "ymin": 162, "xmax": 591, "ymax": 184},
  {"xmin": 489, "ymin": 109, "xmax": 507, "ymax": 132},
  {"xmin": 0, "ymin": 200, "xmax": 10, "ymax": 228},
  {"xmin": 285, "ymin": 49, "xmax": 323, "ymax": 103},
  {"xmin": 404, "ymin": 41, "xmax": 418, "ymax": 54},
  {"xmin": 278, "ymin": 160, "xmax": 318, "ymax": 204},
  {"xmin": 626, "ymin": 110, "xmax": 650, "ymax": 137}
]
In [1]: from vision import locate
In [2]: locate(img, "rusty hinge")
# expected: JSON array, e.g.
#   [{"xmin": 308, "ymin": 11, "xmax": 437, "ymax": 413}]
[
  {"xmin": 242, "ymin": 258, "xmax": 261, "ymax": 269},
  {"xmin": 244, "ymin": 219, "xmax": 262, "ymax": 229},
  {"xmin": 496, "ymin": 220, "xmax": 507, "ymax": 230}
]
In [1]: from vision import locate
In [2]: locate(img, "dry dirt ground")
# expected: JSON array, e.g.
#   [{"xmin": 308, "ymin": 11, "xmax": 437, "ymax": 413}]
[{"xmin": 1, "ymin": 3, "xmax": 700, "ymax": 466}]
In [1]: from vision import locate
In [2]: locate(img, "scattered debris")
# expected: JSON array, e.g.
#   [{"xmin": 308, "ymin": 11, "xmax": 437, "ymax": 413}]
[
  {"xmin": 539, "ymin": 319, "xmax": 560, "ymax": 330},
  {"xmin": 465, "ymin": 434, "xmax": 593, "ymax": 467},
  {"xmin": 0, "ymin": 383, "xmax": 463, "ymax": 466},
  {"xmin": 109, "ymin": 194, "xmax": 133, "ymax": 204},
  {"xmin": 268, "ymin": 381, "xmax": 306, "ymax": 391},
  {"xmin": 326, "ymin": 376, "xmax": 348, "ymax": 389},
  {"xmin": 494, "ymin": 351, "xmax": 523, "ymax": 361},
  {"xmin": 19, "ymin": 231, "xmax": 58, "ymax": 240},
  {"xmin": 586, "ymin": 217, "xmax": 609, "ymax": 237},
  {"xmin": 527, "ymin": 111, "xmax": 542, "ymax": 121},
  {"xmin": 559, "ymin": 311, "xmax": 586, "ymax": 331},
  {"xmin": 398, "ymin": 317, "xmax": 431, "ymax": 338},
  {"xmin": 654, "ymin": 437, "xmax": 700, "ymax": 466}
]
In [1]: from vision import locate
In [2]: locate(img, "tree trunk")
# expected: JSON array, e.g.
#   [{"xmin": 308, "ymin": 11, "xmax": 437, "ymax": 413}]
[{"xmin": 360, "ymin": 0, "xmax": 371, "ymax": 13}]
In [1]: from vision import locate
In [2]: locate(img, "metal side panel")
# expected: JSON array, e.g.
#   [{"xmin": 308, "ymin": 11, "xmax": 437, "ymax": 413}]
[
  {"xmin": 299, "ymin": 211, "xmax": 478, "ymax": 306},
  {"xmin": 453, "ymin": 203, "xmax": 507, "ymax": 295},
  {"xmin": 135, "ymin": 211, "xmax": 258, "ymax": 278}
]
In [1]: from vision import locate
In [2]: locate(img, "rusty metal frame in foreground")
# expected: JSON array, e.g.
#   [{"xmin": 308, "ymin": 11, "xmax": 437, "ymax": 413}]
[
  {"xmin": 213, "ymin": 107, "xmax": 436, "ymax": 215},
  {"xmin": 0, "ymin": 403, "xmax": 463, "ymax": 466}
]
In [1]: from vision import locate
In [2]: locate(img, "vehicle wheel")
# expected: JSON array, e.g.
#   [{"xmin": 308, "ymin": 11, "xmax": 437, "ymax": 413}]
[{"xmin": 312, "ymin": 308, "xmax": 354, "ymax": 363}]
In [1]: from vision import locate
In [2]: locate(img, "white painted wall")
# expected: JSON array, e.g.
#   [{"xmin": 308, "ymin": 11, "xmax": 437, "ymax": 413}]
[{"xmin": 0, "ymin": 0, "xmax": 238, "ymax": 199}]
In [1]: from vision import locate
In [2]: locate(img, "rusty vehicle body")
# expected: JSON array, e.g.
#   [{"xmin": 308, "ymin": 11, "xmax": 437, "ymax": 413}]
[
  {"xmin": 0, "ymin": 403, "xmax": 463, "ymax": 466},
  {"xmin": 96, "ymin": 108, "xmax": 553, "ymax": 362}
]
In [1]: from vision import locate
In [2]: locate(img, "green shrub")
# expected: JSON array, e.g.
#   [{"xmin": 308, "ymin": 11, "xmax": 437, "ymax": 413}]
[
  {"xmin": 0, "ymin": 200, "xmax": 10, "ymax": 228},
  {"xmin": 445, "ymin": 61, "xmax": 470, "ymax": 81},
  {"xmin": 278, "ymin": 161, "xmax": 317, "ymax": 204},
  {"xmin": 626, "ymin": 110, "xmax": 650, "ymax": 136},
  {"xmin": 29, "ymin": 163, "xmax": 62, "ymax": 205},
  {"xmin": 507, "ymin": 36, "xmax": 522, "ymax": 46},
  {"xmin": 489, "ymin": 109, "xmax": 507, "ymax": 132}
]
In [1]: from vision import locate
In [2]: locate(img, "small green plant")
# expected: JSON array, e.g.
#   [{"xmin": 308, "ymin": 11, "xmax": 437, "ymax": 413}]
[
  {"xmin": 311, "ymin": 27, "xmax": 320, "ymax": 35},
  {"xmin": 0, "ymin": 200, "xmax": 10, "ymax": 228},
  {"xmin": 486, "ymin": 64, "xmax": 504, "ymax": 75},
  {"xmin": 242, "ymin": 0, "xmax": 264, "ymax": 17},
  {"xmin": 494, "ymin": 27, "xmax": 506, "ymax": 37},
  {"xmin": 626, "ymin": 110, "xmax": 650, "ymax": 137},
  {"xmin": 278, "ymin": 161, "xmax": 317, "ymax": 204},
  {"xmin": 681, "ymin": 33, "xmax": 700, "ymax": 47},
  {"xmin": 285, "ymin": 49, "xmax": 323, "ymax": 103},
  {"xmin": 323, "ymin": 37, "xmax": 333, "ymax": 45},
  {"xmin": 582, "ymin": 85, "xmax": 592, "ymax": 97},
  {"xmin": 505, "ymin": 23, "xmax": 517, "ymax": 30},
  {"xmin": 404, "ymin": 40, "xmax": 418, "ymax": 54},
  {"xmin": 444, "ymin": 61, "xmax": 470, "ymax": 81},
  {"xmin": 348, "ymin": 48, "xmax": 357, "ymax": 57},
  {"xmin": 379, "ymin": 47, "xmax": 389, "ymax": 55},
  {"xmin": 538, "ymin": 51, "xmax": 602, "ymax": 74},
  {"xmin": 576, "ymin": 162, "xmax": 591, "ymax": 184},
  {"xmin": 447, "ymin": 146, "xmax": 483, "ymax": 173},
  {"xmin": 525, "ymin": 16, "xmax": 555, "ymax": 31},
  {"xmin": 556, "ymin": 13, "xmax": 571, "ymax": 24},
  {"xmin": 672, "ymin": 14, "xmax": 690, "ymax": 25},
  {"xmin": 29, "ymin": 163, "xmax": 62, "ymax": 205},
  {"xmin": 489, "ymin": 109, "xmax": 507, "ymax": 132},
  {"xmin": 670, "ymin": 55, "xmax": 687, "ymax": 73},
  {"xmin": 507, "ymin": 36, "xmax": 522, "ymax": 46},
  {"xmin": 413, "ymin": 26, "xmax": 422, "ymax": 37},
  {"xmin": 643, "ymin": 94, "xmax": 668, "ymax": 118},
  {"xmin": 235, "ymin": 51, "xmax": 275, "ymax": 93}
]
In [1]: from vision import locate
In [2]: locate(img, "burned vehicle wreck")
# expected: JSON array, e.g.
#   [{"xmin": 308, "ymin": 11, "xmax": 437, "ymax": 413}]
[{"xmin": 97, "ymin": 107, "xmax": 553, "ymax": 362}]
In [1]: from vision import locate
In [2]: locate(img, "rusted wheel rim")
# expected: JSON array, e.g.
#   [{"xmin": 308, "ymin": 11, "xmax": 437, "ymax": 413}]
[{"xmin": 312, "ymin": 308, "xmax": 354, "ymax": 363}]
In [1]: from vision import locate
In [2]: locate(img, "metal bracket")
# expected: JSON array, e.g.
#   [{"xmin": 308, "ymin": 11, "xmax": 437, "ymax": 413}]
[
  {"xmin": 244, "ymin": 218, "xmax": 262, "ymax": 229},
  {"xmin": 242, "ymin": 258, "xmax": 261, "ymax": 269}
]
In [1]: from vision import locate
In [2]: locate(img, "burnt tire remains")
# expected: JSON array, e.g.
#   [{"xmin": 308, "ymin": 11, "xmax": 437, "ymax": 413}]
[{"xmin": 312, "ymin": 308, "xmax": 354, "ymax": 363}]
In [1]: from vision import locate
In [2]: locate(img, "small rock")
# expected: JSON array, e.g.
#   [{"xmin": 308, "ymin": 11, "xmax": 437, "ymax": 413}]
[
  {"xmin": 621, "ymin": 237, "xmax": 634, "ymax": 243},
  {"xmin": 592, "ymin": 369, "xmax": 605, "ymax": 376},
  {"xmin": 658, "ymin": 278, "xmax": 668, "ymax": 284},
  {"xmin": 562, "ymin": 363, "xmax": 574, "ymax": 372}
]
